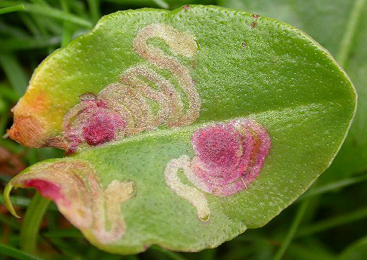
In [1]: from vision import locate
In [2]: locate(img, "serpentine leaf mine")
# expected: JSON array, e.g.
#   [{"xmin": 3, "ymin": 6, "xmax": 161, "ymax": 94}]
[{"xmin": 63, "ymin": 23, "xmax": 200, "ymax": 152}]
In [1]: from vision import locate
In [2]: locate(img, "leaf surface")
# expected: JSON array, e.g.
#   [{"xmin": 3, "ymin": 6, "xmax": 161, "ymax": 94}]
[
  {"xmin": 4, "ymin": 5, "xmax": 356, "ymax": 254},
  {"xmin": 219, "ymin": 0, "xmax": 367, "ymax": 178}
]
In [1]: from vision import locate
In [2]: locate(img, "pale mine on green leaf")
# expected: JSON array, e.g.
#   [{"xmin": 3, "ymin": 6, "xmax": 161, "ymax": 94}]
[{"xmin": 62, "ymin": 23, "xmax": 200, "ymax": 152}]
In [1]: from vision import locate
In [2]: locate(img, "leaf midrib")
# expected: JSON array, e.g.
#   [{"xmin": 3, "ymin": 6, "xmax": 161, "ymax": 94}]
[{"xmin": 70, "ymin": 98, "xmax": 349, "ymax": 157}]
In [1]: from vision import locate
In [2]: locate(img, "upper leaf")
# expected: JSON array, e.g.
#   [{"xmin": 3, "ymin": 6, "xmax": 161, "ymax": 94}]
[
  {"xmin": 220, "ymin": 0, "xmax": 367, "ymax": 179},
  {"xmin": 4, "ymin": 5, "xmax": 356, "ymax": 254}
]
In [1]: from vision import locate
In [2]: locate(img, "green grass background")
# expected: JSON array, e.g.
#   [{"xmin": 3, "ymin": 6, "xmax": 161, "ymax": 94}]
[{"xmin": 0, "ymin": 1, "xmax": 367, "ymax": 260}]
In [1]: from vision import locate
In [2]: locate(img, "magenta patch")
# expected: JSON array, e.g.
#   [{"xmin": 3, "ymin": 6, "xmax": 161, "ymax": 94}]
[
  {"xmin": 190, "ymin": 119, "xmax": 271, "ymax": 197},
  {"xmin": 192, "ymin": 124, "xmax": 242, "ymax": 170},
  {"xmin": 64, "ymin": 95, "xmax": 126, "ymax": 152},
  {"xmin": 23, "ymin": 179, "xmax": 65, "ymax": 203},
  {"xmin": 82, "ymin": 109, "xmax": 125, "ymax": 146}
]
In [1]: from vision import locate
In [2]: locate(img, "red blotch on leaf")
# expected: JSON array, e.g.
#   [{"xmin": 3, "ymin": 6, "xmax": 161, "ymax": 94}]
[
  {"xmin": 190, "ymin": 119, "xmax": 271, "ymax": 196},
  {"xmin": 65, "ymin": 96, "xmax": 126, "ymax": 152},
  {"xmin": 23, "ymin": 179, "xmax": 65, "ymax": 202},
  {"xmin": 192, "ymin": 124, "xmax": 241, "ymax": 170},
  {"xmin": 82, "ymin": 112, "xmax": 123, "ymax": 146}
]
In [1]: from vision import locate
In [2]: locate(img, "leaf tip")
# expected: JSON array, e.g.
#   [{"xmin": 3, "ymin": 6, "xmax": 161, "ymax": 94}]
[
  {"xmin": 7, "ymin": 115, "xmax": 45, "ymax": 148},
  {"xmin": 3, "ymin": 182, "xmax": 21, "ymax": 218}
]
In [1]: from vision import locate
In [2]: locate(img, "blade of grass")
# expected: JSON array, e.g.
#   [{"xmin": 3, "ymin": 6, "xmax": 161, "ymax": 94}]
[
  {"xmin": 26, "ymin": 149, "xmax": 38, "ymax": 167},
  {"xmin": 25, "ymin": 3, "xmax": 93, "ymax": 28},
  {"xmin": 45, "ymin": 211, "xmax": 57, "ymax": 231},
  {"xmin": 297, "ymin": 207, "xmax": 367, "ymax": 237},
  {"xmin": 60, "ymin": 0, "xmax": 73, "ymax": 47},
  {"xmin": 19, "ymin": 193, "xmax": 51, "ymax": 253},
  {"xmin": 23, "ymin": 14, "xmax": 59, "ymax": 54},
  {"xmin": 0, "ymin": 5, "xmax": 24, "ymax": 15},
  {"xmin": 0, "ymin": 243, "xmax": 41, "ymax": 260},
  {"xmin": 68, "ymin": 0, "xmax": 88, "ymax": 17},
  {"xmin": 273, "ymin": 199, "xmax": 310, "ymax": 260},
  {"xmin": 87, "ymin": 0, "xmax": 101, "ymax": 23},
  {"xmin": 0, "ymin": 83, "xmax": 21, "ymax": 102},
  {"xmin": 299, "ymin": 173, "xmax": 367, "ymax": 201},
  {"xmin": 336, "ymin": 0, "xmax": 366, "ymax": 67},
  {"xmin": 19, "ymin": 13, "xmax": 42, "ymax": 37},
  {"xmin": 41, "ymin": 18, "xmax": 64, "ymax": 36},
  {"xmin": 0, "ymin": 22, "xmax": 29, "ymax": 38},
  {"xmin": 0, "ymin": 53, "xmax": 28, "ymax": 96},
  {"xmin": 0, "ymin": 1, "xmax": 93, "ymax": 28},
  {"xmin": 0, "ymin": 36, "xmax": 61, "ymax": 51},
  {"xmin": 28, "ymin": 0, "xmax": 64, "ymax": 36}
]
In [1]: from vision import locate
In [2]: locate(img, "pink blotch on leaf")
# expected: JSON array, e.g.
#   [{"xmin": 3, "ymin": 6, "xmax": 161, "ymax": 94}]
[
  {"xmin": 190, "ymin": 119, "xmax": 271, "ymax": 197},
  {"xmin": 192, "ymin": 124, "xmax": 242, "ymax": 171},
  {"xmin": 82, "ymin": 110, "xmax": 125, "ymax": 146},
  {"xmin": 23, "ymin": 179, "xmax": 66, "ymax": 203},
  {"xmin": 65, "ymin": 96, "xmax": 126, "ymax": 153}
]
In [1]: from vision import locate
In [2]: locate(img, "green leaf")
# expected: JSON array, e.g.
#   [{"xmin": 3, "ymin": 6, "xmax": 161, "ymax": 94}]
[
  {"xmin": 219, "ymin": 0, "xmax": 367, "ymax": 179},
  {"xmin": 4, "ymin": 5, "xmax": 356, "ymax": 254}
]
